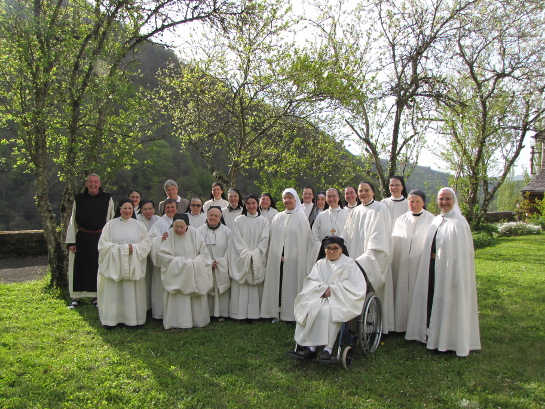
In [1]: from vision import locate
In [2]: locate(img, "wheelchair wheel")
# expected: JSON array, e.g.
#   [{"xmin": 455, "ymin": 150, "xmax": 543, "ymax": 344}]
[
  {"xmin": 358, "ymin": 292, "xmax": 382, "ymax": 355},
  {"xmin": 341, "ymin": 346, "xmax": 354, "ymax": 369}
]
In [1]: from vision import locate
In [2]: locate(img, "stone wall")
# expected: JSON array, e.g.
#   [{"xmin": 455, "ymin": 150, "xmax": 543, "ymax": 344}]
[{"xmin": 0, "ymin": 231, "xmax": 48, "ymax": 258}]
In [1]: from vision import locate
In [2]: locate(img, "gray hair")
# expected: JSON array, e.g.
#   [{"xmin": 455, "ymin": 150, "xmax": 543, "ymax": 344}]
[{"xmin": 164, "ymin": 179, "xmax": 178, "ymax": 190}]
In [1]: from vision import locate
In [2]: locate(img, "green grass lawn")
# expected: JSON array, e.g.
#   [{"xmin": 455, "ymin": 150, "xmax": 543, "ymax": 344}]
[{"xmin": 1, "ymin": 236, "xmax": 544, "ymax": 409}]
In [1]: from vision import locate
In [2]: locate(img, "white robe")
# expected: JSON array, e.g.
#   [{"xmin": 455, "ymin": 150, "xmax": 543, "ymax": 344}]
[
  {"xmin": 294, "ymin": 254, "xmax": 367, "ymax": 348},
  {"xmin": 188, "ymin": 212, "xmax": 207, "ymax": 229},
  {"xmin": 382, "ymin": 197, "xmax": 408, "ymax": 228},
  {"xmin": 259, "ymin": 207, "xmax": 279, "ymax": 224},
  {"xmin": 222, "ymin": 207, "xmax": 243, "ymax": 230},
  {"xmin": 391, "ymin": 210, "xmax": 435, "ymax": 332},
  {"xmin": 148, "ymin": 214, "xmax": 173, "ymax": 319},
  {"xmin": 66, "ymin": 198, "xmax": 115, "ymax": 299},
  {"xmin": 203, "ymin": 198, "xmax": 229, "ymax": 213},
  {"xmin": 137, "ymin": 213, "xmax": 160, "ymax": 309},
  {"xmin": 97, "ymin": 218, "xmax": 151, "ymax": 326},
  {"xmin": 198, "ymin": 223, "xmax": 231, "ymax": 318},
  {"xmin": 406, "ymin": 209, "xmax": 481, "ymax": 357},
  {"xmin": 159, "ymin": 226, "xmax": 213, "ymax": 329},
  {"xmin": 228, "ymin": 213, "xmax": 269, "ymax": 319},
  {"xmin": 308, "ymin": 207, "xmax": 349, "ymax": 263},
  {"xmin": 342, "ymin": 200, "xmax": 394, "ymax": 333},
  {"xmin": 261, "ymin": 209, "xmax": 310, "ymax": 321}
]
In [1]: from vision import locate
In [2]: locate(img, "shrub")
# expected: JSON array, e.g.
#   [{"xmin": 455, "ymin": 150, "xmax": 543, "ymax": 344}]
[
  {"xmin": 497, "ymin": 222, "xmax": 542, "ymax": 237},
  {"xmin": 472, "ymin": 231, "xmax": 496, "ymax": 249}
]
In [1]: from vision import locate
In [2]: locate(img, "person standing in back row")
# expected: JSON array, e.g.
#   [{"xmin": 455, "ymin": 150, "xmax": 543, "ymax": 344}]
[{"xmin": 158, "ymin": 179, "xmax": 189, "ymax": 215}]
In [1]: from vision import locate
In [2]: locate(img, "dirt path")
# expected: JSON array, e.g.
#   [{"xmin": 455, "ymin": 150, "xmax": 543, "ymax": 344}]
[{"xmin": 0, "ymin": 256, "xmax": 49, "ymax": 283}]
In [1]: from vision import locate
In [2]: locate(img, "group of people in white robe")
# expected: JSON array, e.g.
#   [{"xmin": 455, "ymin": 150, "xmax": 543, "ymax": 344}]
[{"xmin": 92, "ymin": 177, "xmax": 480, "ymax": 358}]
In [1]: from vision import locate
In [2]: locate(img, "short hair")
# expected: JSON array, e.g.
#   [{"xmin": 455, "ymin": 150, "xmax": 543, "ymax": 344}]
[
  {"xmin": 164, "ymin": 180, "xmax": 178, "ymax": 189},
  {"xmin": 87, "ymin": 173, "xmax": 100, "ymax": 181},
  {"xmin": 164, "ymin": 198, "xmax": 177, "ymax": 206}
]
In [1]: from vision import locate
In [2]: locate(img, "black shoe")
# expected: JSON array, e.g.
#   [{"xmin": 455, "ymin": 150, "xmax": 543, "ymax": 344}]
[
  {"xmin": 319, "ymin": 350, "xmax": 332, "ymax": 360},
  {"xmin": 297, "ymin": 347, "xmax": 317, "ymax": 360}
]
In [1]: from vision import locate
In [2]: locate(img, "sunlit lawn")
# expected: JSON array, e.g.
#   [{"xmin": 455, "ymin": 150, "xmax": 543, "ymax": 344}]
[{"xmin": 0, "ymin": 235, "xmax": 544, "ymax": 408}]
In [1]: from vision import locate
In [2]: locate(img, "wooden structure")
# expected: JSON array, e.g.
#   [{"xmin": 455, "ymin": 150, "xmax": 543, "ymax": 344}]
[{"xmin": 521, "ymin": 131, "xmax": 545, "ymax": 211}]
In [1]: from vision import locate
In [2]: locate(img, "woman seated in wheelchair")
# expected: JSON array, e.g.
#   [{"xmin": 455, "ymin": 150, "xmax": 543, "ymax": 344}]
[{"xmin": 293, "ymin": 236, "xmax": 366, "ymax": 360}]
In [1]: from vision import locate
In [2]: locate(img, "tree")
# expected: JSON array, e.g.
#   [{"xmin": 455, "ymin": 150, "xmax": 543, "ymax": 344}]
[
  {"xmin": 0, "ymin": 0, "xmax": 249, "ymax": 287},
  {"xmin": 434, "ymin": 0, "xmax": 545, "ymax": 227},
  {"xmin": 292, "ymin": 0, "xmax": 478, "ymax": 196},
  {"xmin": 160, "ymin": 0, "xmax": 354, "ymax": 189}
]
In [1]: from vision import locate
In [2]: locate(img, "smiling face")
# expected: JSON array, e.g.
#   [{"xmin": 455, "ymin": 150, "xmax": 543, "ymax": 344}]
[
  {"xmin": 282, "ymin": 192, "xmax": 296, "ymax": 211},
  {"xmin": 408, "ymin": 194, "xmax": 425, "ymax": 214},
  {"xmin": 129, "ymin": 191, "xmax": 141, "ymax": 208},
  {"xmin": 207, "ymin": 208, "xmax": 221, "ymax": 227},
  {"xmin": 228, "ymin": 190, "xmax": 240, "ymax": 207},
  {"xmin": 245, "ymin": 198, "xmax": 258, "ymax": 215},
  {"xmin": 212, "ymin": 185, "xmax": 223, "ymax": 200},
  {"xmin": 119, "ymin": 202, "xmax": 134, "ymax": 220},
  {"xmin": 190, "ymin": 198, "xmax": 203, "ymax": 215},
  {"xmin": 86, "ymin": 175, "xmax": 101, "ymax": 196},
  {"xmin": 326, "ymin": 189, "xmax": 340, "ymax": 209},
  {"xmin": 389, "ymin": 178, "xmax": 403, "ymax": 198},
  {"xmin": 259, "ymin": 195, "xmax": 271, "ymax": 210},
  {"xmin": 165, "ymin": 185, "xmax": 178, "ymax": 200},
  {"xmin": 302, "ymin": 188, "xmax": 314, "ymax": 204},
  {"xmin": 438, "ymin": 190, "xmax": 455, "ymax": 213},
  {"xmin": 164, "ymin": 202, "xmax": 177, "ymax": 218},
  {"xmin": 316, "ymin": 194, "xmax": 326, "ymax": 210},
  {"xmin": 173, "ymin": 220, "xmax": 188, "ymax": 236},
  {"xmin": 344, "ymin": 187, "xmax": 357, "ymax": 206},
  {"xmin": 358, "ymin": 183, "xmax": 374, "ymax": 204},
  {"xmin": 141, "ymin": 202, "xmax": 155, "ymax": 220}
]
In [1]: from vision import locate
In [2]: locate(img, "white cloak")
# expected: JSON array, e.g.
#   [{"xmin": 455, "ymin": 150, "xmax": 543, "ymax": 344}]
[
  {"xmin": 198, "ymin": 223, "xmax": 231, "ymax": 318},
  {"xmin": 259, "ymin": 207, "xmax": 279, "ymax": 224},
  {"xmin": 147, "ymin": 214, "xmax": 173, "ymax": 319},
  {"xmin": 97, "ymin": 217, "xmax": 151, "ymax": 326},
  {"xmin": 261, "ymin": 209, "xmax": 311, "ymax": 321},
  {"xmin": 188, "ymin": 212, "xmax": 207, "ymax": 229},
  {"xmin": 137, "ymin": 213, "xmax": 160, "ymax": 309},
  {"xmin": 221, "ymin": 207, "xmax": 243, "ymax": 230},
  {"xmin": 203, "ymin": 198, "xmax": 229, "ymax": 213},
  {"xmin": 382, "ymin": 197, "xmax": 408, "ymax": 228},
  {"xmin": 308, "ymin": 207, "xmax": 349, "ymax": 263},
  {"xmin": 406, "ymin": 209, "xmax": 481, "ymax": 357},
  {"xmin": 342, "ymin": 200, "xmax": 394, "ymax": 333},
  {"xmin": 391, "ymin": 210, "xmax": 435, "ymax": 332},
  {"xmin": 228, "ymin": 213, "xmax": 269, "ymax": 319},
  {"xmin": 159, "ymin": 226, "xmax": 213, "ymax": 329},
  {"xmin": 294, "ymin": 254, "xmax": 367, "ymax": 348}
]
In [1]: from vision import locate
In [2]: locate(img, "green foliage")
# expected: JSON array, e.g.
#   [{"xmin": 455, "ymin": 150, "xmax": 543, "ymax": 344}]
[
  {"xmin": 1, "ymin": 235, "xmax": 545, "ymax": 407},
  {"xmin": 472, "ymin": 231, "xmax": 496, "ymax": 249}
]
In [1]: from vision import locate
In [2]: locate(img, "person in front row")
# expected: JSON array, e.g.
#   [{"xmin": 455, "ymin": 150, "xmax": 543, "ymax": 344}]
[
  {"xmin": 159, "ymin": 214, "xmax": 213, "ymax": 330},
  {"xmin": 293, "ymin": 236, "xmax": 366, "ymax": 360}
]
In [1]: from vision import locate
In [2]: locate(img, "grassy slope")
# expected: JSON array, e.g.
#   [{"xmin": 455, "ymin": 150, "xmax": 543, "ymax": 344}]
[{"xmin": 0, "ymin": 236, "xmax": 544, "ymax": 409}]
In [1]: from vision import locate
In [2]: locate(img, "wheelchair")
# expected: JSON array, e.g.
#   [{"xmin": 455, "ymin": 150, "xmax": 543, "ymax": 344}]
[{"xmin": 288, "ymin": 265, "xmax": 382, "ymax": 369}]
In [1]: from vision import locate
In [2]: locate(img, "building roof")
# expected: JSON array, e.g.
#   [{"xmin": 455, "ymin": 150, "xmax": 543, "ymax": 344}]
[{"xmin": 521, "ymin": 168, "xmax": 545, "ymax": 193}]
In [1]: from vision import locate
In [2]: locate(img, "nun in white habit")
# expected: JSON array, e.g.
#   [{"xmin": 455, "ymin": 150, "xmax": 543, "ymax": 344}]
[
  {"xmin": 391, "ymin": 190, "xmax": 434, "ymax": 332},
  {"xmin": 258, "ymin": 193, "xmax": 279, "ymax": 224},
  {"xmin": 406, "ymin": 188, "xmax": 480, "ymax": 357},
  {"xmin": 147, "ymin": 199, "xmax": 178, "ymax": 319},
  {"xmin": 381, "ymin": 176, "xmax": 409, "ymax": 228},
  {"xmin": 198, "ymin": 206, "xmax": 231, "ymax": 320},
  {"xmin": 187, "ymin": 197, "xmax": 207, "ymax": 229},
  {"xmin": 342, "ymin": 181, "xmax": 395, "ymax": 333},
  {"xmin": 261, "ymin": 188, "xmax": 311, "ymax": 322},
  {"xmin": 221, "ymin": 187, "xmax": 243, "ymax": 229},
  {"xmin": 308, "ymin": 188, "xmax": 349, "ymax": 263},
  {"xmin": 229, "ymin": 194, "xmax": 269, "ymax": 320},
  {"xmin": 159, "ymin": 214, "xmax": 213, "ymax": 329},
  {"xmin": 97, "ymin": 199, "xmax": 151, "ymax": 327},
  {"xmin": 136, "ymin": 199, "xmax": 160, "ymax": 310},
  {"xmin": 294, "ymin": 236, "xmax": 366, "ymax": 360}
]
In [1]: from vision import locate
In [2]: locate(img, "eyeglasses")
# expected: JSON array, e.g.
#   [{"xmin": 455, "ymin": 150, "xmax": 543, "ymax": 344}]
[
  {"xmin": 191, "ymin": 204, "xmax": 202, "ymax": 207},
  {"xmin": 325, "ymin": 246, "xmax": 341, "ymax": 252}
]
